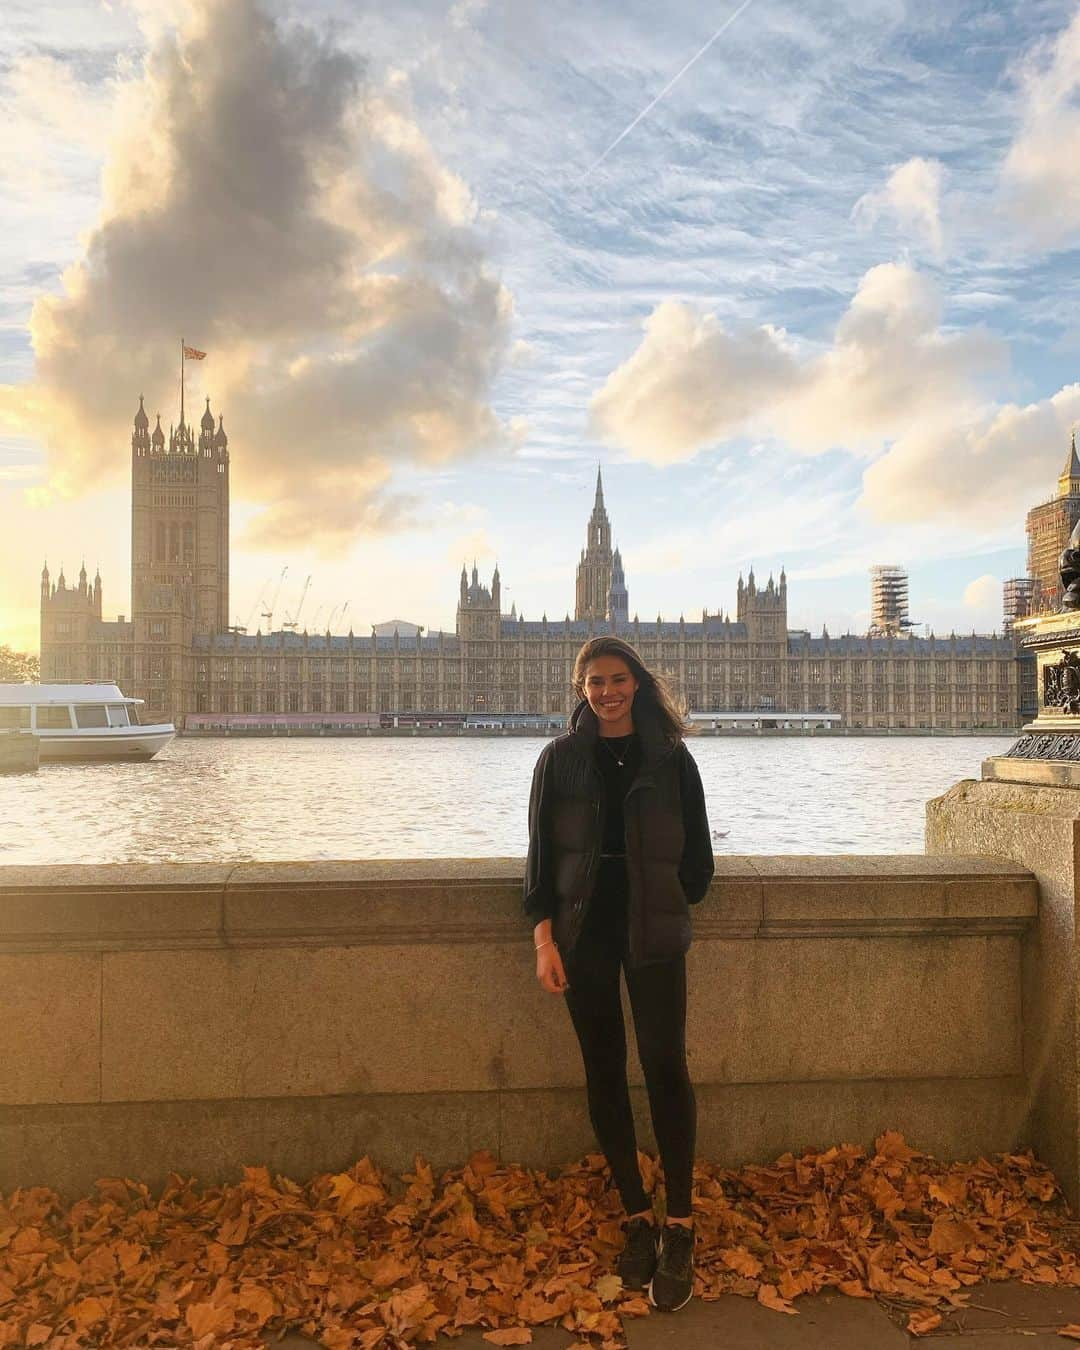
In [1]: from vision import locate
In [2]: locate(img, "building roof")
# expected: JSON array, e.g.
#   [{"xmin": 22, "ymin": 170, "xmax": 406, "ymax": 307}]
[{"xmin": 189, "ymin": 625, "xmax": 1010, "ymax": 654}]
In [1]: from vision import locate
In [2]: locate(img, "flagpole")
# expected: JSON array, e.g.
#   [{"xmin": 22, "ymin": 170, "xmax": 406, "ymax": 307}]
[{"xmin": 180, "ymin": 337, "xmax": 185, "ymax": 428}]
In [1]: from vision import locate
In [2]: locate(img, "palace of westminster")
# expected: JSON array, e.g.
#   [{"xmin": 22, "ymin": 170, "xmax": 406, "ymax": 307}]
[{"xmin": 37, "ymin": 394, "xmax": 1080, "ymax": 732}]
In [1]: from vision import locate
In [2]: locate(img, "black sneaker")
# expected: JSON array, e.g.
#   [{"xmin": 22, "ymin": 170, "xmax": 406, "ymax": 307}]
[
  {"xmin": 648, "ymin": 1222, "xmax": 694, "ymax": 1311},
  {"xmin": 615, "ymin": 1215, "xmax": 658, "ymax": 1290}
]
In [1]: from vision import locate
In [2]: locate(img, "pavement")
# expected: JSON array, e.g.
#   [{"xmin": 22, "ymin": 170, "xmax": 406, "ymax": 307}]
[{"xmin": 265, "ymin": 1280, "xmax": 1080, "ymax": 1348}]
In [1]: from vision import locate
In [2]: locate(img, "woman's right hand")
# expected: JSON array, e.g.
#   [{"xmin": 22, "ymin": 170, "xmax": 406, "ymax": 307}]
[{"xmin": 536, "ymin": 941, "xmax": 570, "ymax": 994}]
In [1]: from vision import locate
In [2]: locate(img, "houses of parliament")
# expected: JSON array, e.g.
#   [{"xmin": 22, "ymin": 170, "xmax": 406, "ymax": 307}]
[{"xmin": 39, "ymin": 395, "xmax": 1048, "ymax": 733}]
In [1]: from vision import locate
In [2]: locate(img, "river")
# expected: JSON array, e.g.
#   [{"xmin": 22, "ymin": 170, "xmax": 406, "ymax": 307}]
[{"xmin": 0, "ymin": 735, "xmax": 1013, "ymax": 865}]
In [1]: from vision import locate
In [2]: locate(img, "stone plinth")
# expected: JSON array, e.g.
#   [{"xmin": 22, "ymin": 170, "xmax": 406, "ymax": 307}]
[
  {"xmin": 927, "ymin": 779, "xmax": 1080, "ymax": 1205},
  {"xmin": 0, "ymin": 857, "xmax": 1036, "ymax": 1199}
]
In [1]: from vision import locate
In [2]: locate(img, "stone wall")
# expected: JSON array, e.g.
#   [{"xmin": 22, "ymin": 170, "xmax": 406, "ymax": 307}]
[{"xmin": 0, "ymin": 857, "xmax": 1036, "ymax": 1199}]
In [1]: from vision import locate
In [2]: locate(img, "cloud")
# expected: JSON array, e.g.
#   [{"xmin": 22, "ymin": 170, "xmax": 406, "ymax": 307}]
[
  {"xmin": 852, "ymin": 157, "xmax": 947, "ymax": 257},
  {"xmin": 589, "ymin": 258, "xmax": 1080, "ymax": 528},
  {"xmin": 963, "ymin": 574, "xmax": 1000, "ymax": 609},
  {"xmin": 0, "ymin": 53, "xmax": 114, "ymax": 201},
  {"xmin": 999, "ymin": 9, "xmax": 1080, "ymax": 248},
  {"xmin": 589, "ymin": 262, "xmax": 1002, "ymax": 464},
  {"xmin": 0, "ymin": 0, "xmax": 514, "ymax": 554},
  {"xmin": 858, "ymin": 383, "xmax": 1080, "ymax": 524}
]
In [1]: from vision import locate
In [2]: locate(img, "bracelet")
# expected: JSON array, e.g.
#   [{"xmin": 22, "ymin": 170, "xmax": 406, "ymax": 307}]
[{"xmin": 535, "ymin": 938, "xmax": 558, "ymax": 952}]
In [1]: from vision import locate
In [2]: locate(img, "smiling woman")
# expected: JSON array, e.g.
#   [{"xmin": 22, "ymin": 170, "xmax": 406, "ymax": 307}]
[{"xmin": 523, "ymin": 634, "xmax": 714, "ymax": 1311}]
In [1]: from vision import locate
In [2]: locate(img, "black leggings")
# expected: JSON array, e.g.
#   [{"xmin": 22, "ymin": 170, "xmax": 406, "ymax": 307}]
[{"xmin": 561, "ymin": 861, "xmax": 696, "ymax": 1219}]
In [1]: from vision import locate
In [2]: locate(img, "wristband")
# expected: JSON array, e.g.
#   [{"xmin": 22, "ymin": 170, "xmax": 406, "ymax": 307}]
[{"xmin": 535, "ymin": 938, "xmax": 558, "ymax": 951}]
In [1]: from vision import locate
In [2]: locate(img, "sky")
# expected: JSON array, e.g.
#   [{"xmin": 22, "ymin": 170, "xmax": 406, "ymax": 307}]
[{"xmin": 2, "ymin": 0, "xmax": 1080, "ymax": 652}]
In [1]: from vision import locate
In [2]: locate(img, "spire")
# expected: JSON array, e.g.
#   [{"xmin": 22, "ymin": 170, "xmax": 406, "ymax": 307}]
[
  {"xmin": 152, "ymin": 413, "xmax": 165, "ymax": 448},
  {"xmin": 201, "ymin": 396, "xmax": 215, "ymax": 432},
  {"xmin": 134, "ymin": 394, "xmax": 149, "ymax": 431},
  {"xmin": 595, "ymin": 463, "xmax": 605, "ymax": 510},
  {"xmin": 213, "ymin": 414, "xmax": 228, "ymax": 451},
  {"xmin": 1061, "ymin": 425, "xmax": 1080, "ymax": 496}
]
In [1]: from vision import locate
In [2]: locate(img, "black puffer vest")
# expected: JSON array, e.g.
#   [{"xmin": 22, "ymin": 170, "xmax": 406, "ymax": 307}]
[{"xmin": 535, "ymin": 699, "xmax": 692, "ymax": 969}]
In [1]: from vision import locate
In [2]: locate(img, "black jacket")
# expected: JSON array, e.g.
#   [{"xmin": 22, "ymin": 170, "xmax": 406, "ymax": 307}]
[{"xmin": 524, "ymin": 698, "xmax": 714, "ymax": 968}]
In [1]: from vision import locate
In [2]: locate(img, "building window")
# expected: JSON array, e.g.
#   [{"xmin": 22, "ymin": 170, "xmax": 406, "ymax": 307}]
[{"xmin": 287, "ymin": 690, "xmax": 300, "ymax": 713}]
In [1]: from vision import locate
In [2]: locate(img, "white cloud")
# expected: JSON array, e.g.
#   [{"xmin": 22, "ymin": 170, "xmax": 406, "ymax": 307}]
[
  {"xmin": 589, "ymin": 258, "xmax": 1080, "ymax": 528},
  {"xmin": 0, "ymin": 0, "xmax": 514, "ymax": 555},
  {"xmin": 858, "ymin": 383, "xmax": 1080, "ymax": 524},
  {"xmin": 1000, "ymin": 9, "xmax": 1080, "ymax": 248},
  {"xmin": 590, "ymin": 261, "xmax": 1002, "ymax": 465},
  {"xmin": 852, "ymin": 157, "xmax": 947, "ymax": 256},
  {"xmin": 963, "ymin": 574, "xmax": 1000, "ymax": 609}
]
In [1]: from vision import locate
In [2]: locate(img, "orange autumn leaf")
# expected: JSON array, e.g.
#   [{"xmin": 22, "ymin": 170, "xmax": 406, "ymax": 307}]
[
  {"xmin": 1059, "ymin": 1325, "xmax": 1080, "ymax": 1340},
  {"xmin": 876, "ymin": 1130, "xmax": 919, "ymax": 1161},
  {"xmin": 757, "ymin": 1283, "xmax": 798, "ymax": 1315},
  {"xmin": 328, "ymin": 1173, "xmax": 384, "ymax": 1215},
  {"xmin": 72, "ymin": 1297, "xmax": 109, "ymax": 1332},
  {"xmin": 185, "ymin": 1300, "xmax": 235, "ymax": 1337},
  {"xmin": 908, "ymin": 1308, "xmax": 943, "ymax": 1335},
  {"xmin": 721, "ymin": 1247, "xmax": 763, "ymax": 1278},
  {"xmin": 929, "ymin": 1215, "xmax": 980, "ymax": 1254}
]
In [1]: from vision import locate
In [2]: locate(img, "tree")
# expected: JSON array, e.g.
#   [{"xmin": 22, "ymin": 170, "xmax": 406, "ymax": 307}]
[{"xmin": 0, "ymin": 646, "xmax": 39, "ymax": 682}]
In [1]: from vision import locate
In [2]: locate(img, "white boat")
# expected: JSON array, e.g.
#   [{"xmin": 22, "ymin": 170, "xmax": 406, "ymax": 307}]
[{"xmin": 0, "ymin": 683, "xmax": 175, "ymax": 761}]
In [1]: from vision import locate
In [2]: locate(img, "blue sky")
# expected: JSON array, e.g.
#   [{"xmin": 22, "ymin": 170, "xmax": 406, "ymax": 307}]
[{"xmin": 2, "ymin": 0, "xmax": 1080, "ymax": 649}]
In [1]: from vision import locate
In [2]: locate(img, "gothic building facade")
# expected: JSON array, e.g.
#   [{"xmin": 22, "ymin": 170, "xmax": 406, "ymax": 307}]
[{"xmin": 39, "ymin": 398, "xmax": 1021, "ymax": 732}]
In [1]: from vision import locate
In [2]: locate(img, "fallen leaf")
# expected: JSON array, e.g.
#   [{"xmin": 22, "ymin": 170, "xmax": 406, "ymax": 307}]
[
  {"xmin": 908, "ymin": 1308, "xmax": 943, "ymax": 1336},
  {"xmin": 757, "ymin": 1283, "xmax": 797, "ymax": 1315}
]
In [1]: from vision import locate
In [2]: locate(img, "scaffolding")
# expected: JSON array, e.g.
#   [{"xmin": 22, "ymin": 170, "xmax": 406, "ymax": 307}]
[
  {"xmin": 1002, "ymin": 576, "xmax": 1035, "ymax": 634},
  {"xmin": 869, "ymin": 565, "xmax": 913, "ymax": 637}
]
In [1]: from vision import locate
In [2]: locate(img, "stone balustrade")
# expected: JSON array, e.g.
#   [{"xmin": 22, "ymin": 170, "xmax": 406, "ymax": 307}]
[{"xmin": 0, "ymin": 857, "xmax": 1038, "ymax": 1199}]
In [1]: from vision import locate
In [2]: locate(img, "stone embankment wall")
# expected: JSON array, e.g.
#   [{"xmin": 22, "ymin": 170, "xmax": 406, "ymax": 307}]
[{"xmin": 0, "ymin": 857, "xmax": 1036, "ymax": 1199}]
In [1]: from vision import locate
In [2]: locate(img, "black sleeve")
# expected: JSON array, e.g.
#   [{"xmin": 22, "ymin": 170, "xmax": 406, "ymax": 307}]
[
  {"xmin": 523, "ymin": 742, "xmax": 557, "ymax": 925},
  {"xmin": 677, "ymin": 743, "xmax": 714, "ymax": 905}
]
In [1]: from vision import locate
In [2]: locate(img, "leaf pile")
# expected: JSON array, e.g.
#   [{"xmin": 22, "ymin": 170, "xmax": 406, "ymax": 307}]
[{"xmin": 0, "ymin": 1131, "xmax": 1078, "ymax": 1347}]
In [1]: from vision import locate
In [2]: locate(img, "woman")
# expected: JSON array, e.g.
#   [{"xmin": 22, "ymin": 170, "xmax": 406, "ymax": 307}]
[{"xmin": 523, "ymin": 635, "xmax": 714, "ymax": 1313}]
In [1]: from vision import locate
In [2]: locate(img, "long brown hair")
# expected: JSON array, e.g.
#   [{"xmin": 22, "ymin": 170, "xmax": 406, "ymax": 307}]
[{"xmin": 571, "ymin": 636, "xmax": 695, "ymax": 743}]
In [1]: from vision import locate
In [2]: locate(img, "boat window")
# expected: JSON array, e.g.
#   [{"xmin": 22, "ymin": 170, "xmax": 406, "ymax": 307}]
[
  {"xmin": 106, "ymin": 704, "xmax": 130, "ymax": 727},
  {"xmin": 74, "ymin": 705, "xmax": 109, "ymax": 728},
  {"xmin": 0, "ymin": 706, "xmax": 30, "ymax": 729},
  {"xmin": 129, "ymin": 704, "xmax": 142, "ymax": 725},
  {"xmin": 36, "ymin": 706, "xmax": 74, "ymax": 729}
]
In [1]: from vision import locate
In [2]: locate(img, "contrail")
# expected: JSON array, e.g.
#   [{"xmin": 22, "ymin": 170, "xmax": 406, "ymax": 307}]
[{"xmin": 580, "ymin": 0, "xmax": 759, "ymax": 181}]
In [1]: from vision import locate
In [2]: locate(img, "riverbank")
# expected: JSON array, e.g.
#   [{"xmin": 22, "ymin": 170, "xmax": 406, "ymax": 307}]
[{"xmin": 179, "ymin": 724, "xmax": 1019, "ymax": 738}]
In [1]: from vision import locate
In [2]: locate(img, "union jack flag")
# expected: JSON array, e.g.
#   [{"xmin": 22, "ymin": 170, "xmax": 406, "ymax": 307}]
[{"xmin": 183, "ymin": 345, "xmax": 207, "ymax": 360}]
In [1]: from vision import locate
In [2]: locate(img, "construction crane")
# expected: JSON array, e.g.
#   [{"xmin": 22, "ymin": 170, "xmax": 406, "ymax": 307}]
[
  {"xmin": 327, "ymin": 600, "xmax": 350, "ymax": 632},
  {"xmin": 282, "ymin": 574, "xmax": 311, "ymax": 631},
  {"xmin": 262, "ymin": 565, "xmax": 288, "ymax": 632},
  {"xmin": 310, "ymin": 604, "xmax": 325, "ymax": 632}
]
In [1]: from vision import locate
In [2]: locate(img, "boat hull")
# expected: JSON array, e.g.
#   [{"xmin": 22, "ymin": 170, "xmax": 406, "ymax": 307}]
[{"xmin": 37, "ymin": 727, "xmax": 175, "ymax": 762}]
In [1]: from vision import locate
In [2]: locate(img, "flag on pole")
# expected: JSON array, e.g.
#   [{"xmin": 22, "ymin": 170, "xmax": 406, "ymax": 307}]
[{"xmin": 183, "ymin": 346, "xmax": 207, "ymax": 360}]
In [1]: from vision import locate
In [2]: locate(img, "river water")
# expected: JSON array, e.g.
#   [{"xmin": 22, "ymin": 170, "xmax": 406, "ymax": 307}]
[{"xmin": 0, "ymin": 735, "xmax": 1012, "ymax": 866}]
